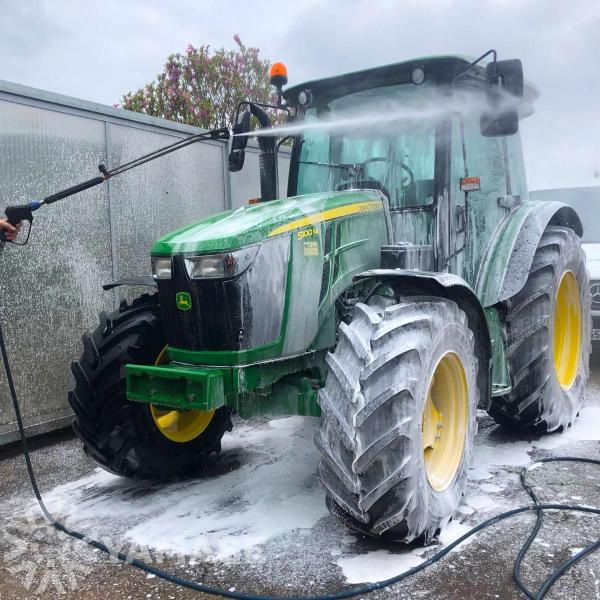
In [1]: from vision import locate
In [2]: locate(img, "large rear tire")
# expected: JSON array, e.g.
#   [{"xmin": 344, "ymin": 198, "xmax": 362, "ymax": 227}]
[
  {"xmin": 316, "ymin": 297, "xmax": 479, "ymax": 543},
  {"xmin": 68, "ymin": 293, "xmax": 233, "ymax": 480},
  {"xmin": 490, "ymin": 226, "xmax": 591, "ymax": 432}
]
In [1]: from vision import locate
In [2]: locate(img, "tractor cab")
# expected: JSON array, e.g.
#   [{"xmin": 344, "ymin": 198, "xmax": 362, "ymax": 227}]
[
  {"xmin": 233, "ymin": 54, "xmax": 537, "ymax": 286},
  {"xmin": 230, "ymin": 56, "xmax": 537, "ymax": 286}
]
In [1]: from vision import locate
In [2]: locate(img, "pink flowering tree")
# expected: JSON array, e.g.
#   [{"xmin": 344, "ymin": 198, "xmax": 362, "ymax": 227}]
[{"xmin": 120, "ymin": 35, "xmax": 279, "ymax": 129}]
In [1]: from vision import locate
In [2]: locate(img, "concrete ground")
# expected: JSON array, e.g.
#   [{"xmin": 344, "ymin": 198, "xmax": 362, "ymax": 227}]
[{"xmin": 1, "ymin": 358, "xmax": 599, "ymax": 600}]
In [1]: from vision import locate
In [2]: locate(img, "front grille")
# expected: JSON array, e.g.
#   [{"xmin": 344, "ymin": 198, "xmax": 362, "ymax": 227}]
[
  {"xmin": 591, "ymin": 282, "xmax": 600, "ymax": 311},
  {"xmin": 158, "ymin": 257, "xmax": 244, "ymax": 350},
  {"xmin": 158, "ymin": 237, "xmax": 290, "ymax": 352}
]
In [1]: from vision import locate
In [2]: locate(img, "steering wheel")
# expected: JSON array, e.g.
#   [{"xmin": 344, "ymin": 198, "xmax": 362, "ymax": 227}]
[{"xmin": 361, "ymin": 156, "xmax": 415, "ymax": 192}]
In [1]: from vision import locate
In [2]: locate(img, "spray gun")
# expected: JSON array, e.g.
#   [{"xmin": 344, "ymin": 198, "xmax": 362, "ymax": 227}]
[
  {"xmin": 1, "ymin": 202, "xmax": 40, "ymax": 247},
  {"xmin": 0, "ymin": 171, "xmax": 108, "ymax": 247},
  {"xmin": 0, "ymin": 126, "xmax": 230, "ymax": 249}
]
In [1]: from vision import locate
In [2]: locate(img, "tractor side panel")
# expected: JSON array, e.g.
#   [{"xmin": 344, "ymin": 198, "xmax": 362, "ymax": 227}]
[
  {"xmin": 282, "ymin": 209, "xmax": 388, "ymax": 355},
  {"xmin": 475, "ymin": 200, "xmax": 583, "ymax": 307},
  {"xmin": 280, "ymin": 224, "xmax": 326, "ymax": 355}
]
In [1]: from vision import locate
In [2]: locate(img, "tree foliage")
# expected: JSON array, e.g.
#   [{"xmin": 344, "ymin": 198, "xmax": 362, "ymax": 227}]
[{"xmin": 120, "ymin": 35, "xmax": 278, "ymax": 129}]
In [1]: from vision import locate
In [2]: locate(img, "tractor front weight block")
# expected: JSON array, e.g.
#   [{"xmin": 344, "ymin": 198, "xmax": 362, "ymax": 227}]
[{"xmin": 126, "ymin": 364, "xmax": 225, "ymax": 411}]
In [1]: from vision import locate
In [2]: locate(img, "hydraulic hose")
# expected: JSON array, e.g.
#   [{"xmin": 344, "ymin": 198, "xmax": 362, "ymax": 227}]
[
  {"xmin": 514, "ymin": 456, "xmax": 600, "ymax": 599},
  {"xmin": 1, "ymin": 317, "xmax": 599, "ymax": 600}
]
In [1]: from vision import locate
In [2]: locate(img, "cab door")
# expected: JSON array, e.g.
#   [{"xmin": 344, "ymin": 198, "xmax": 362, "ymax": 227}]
[{"xmin": 449, "ymin": 113, "xmax": 511, "ymax": 287}]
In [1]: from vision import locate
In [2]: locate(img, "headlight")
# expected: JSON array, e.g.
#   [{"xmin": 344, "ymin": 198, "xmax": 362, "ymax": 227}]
[
  {"xmin": 411, "ymin": 67, "xmax": 425, "ymax": 85},
  {"xmin": 151, "ymin": 257, "xmax": 172, "ymax": 280},
  {"xmin": 184, "ymin": 246, "xmax": 259, "ymax": 279}
]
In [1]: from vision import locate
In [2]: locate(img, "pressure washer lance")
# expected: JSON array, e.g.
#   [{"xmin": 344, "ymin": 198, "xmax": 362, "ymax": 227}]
[{"xmin": 0, "ymin": 126, "xmax": 230, "ymax": 249}]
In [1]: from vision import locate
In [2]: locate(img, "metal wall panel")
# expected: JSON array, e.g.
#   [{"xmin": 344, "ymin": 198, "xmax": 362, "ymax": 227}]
[
  {"xmin": 0, "ymin": 80, "xmax": 294, "ymax": 444},
  {"xmin": 108, "ymin": 124, "xmax": 227, "ymax": 291},
  {"xmin": 0, "ymin": 100, "xmax": 112, "ymax": 441}
]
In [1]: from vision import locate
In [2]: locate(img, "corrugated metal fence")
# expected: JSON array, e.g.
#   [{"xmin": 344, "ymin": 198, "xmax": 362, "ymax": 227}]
[{"xmin": 0, "ymin": 80, "xmax": 290, "ymax": 444}]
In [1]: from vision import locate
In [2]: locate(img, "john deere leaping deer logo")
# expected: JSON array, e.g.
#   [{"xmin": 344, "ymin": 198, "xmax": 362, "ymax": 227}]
[{"xmin": 175, "ymin": 291, "xmax": 192, "ymax": 311}]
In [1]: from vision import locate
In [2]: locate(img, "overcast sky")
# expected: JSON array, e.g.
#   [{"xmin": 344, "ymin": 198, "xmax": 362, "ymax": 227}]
[{"xmin": 1, "ymin": 0, "xmax": 598, "ymax": 190}]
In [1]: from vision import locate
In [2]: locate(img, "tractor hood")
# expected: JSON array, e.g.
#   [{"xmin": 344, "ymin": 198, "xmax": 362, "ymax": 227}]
[{"xmin": 151, "ymin": 189, "xmax": 385, "ymax": 255}]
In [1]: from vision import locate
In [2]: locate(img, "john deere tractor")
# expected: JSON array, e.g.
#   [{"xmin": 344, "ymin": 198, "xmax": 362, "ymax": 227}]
[{"xmin": 69, "ymin": 52, "xmax": 590, "ymax": 543}]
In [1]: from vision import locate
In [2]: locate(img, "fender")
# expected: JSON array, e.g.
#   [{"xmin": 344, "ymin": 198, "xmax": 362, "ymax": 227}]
[
  {"xmin": 476, "ymin": 200, "xmax": 582, "ymax": 307},
  {"xmin": 354, "ymin": 269, "xmax": 492, "ymax": 409},
  {"xmin": 102, "ymin": 276, "xmax": 157, "ymax": 291}
]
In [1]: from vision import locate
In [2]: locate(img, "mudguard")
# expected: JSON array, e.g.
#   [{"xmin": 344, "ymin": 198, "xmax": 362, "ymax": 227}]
[
  {"xmin": 475, "ymin": 200, "xmax": 582, "ymax": 307},
  {"xmin": 354, "ymin": 269, "xmax": 492, "ymax": 409}
]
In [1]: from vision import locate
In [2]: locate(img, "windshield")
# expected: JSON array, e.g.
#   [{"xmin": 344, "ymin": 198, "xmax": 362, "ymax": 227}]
[{"xmin": 296, "ymin": 83, "xmax": 438, "ymax": 209}]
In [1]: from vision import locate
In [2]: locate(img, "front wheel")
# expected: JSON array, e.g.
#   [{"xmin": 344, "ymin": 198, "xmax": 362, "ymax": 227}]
[
  {"xmin": 316, "ymin": 296, "xmax": 479, "ymax": 543},
  {"xmin": 68, "ymin": 293, "xmax": 232, "ymax": 480}
]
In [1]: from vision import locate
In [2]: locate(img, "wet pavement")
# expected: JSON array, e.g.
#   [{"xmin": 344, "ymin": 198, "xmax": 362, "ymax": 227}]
[{"xmin": 1, "ymin": 356, "xmax": 599, "ymax": 600}]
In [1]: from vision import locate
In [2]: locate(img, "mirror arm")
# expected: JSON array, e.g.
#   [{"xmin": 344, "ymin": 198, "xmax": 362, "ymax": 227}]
[
  {"xmin": 452, "ymin": 49, "xmax": 497, "ymax": 85},
  {"xmin": 277, "ymin": 136, "xmax": 293, "ymax": 151},
  {"xmin": 236, "ymin": 100, "xmax": 292, "ymax": 116}
]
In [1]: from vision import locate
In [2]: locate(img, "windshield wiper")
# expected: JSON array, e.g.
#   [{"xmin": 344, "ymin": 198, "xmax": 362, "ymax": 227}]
[{"xmin": 299, "ymin": 160, "xmax": 356, "ymax": 171}]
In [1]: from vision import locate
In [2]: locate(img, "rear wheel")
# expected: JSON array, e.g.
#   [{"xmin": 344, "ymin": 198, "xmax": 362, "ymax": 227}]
[
  {"xmin": 490, "ymin": 226, "xmax": 590, "ymax": 431},
  {"xmin": 316, "ymin": 296, "xmax": 479, "ymax": 543},
  {"xmin": 68, "ymin": 293, "xmax": 232, "ymax": 480}
]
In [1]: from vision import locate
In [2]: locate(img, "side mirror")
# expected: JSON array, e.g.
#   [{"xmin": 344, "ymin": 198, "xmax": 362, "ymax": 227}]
[
  {"xmin": 486, "ymin": 59, "xmax": 524, "ymax": 102},
  {"xmin": 480, "ymin": 110, "xmax": 519, "ymax": 137},
  {"xmin": 481, "ymin": 58, "xmax": 523, "ymax": 137},
  {"xmin": 228, "ymin": 110, "xmax": 251, "ymax": 172}
]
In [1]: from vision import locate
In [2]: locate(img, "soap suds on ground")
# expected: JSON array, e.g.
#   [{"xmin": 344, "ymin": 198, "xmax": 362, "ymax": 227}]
[
  {"xmin": 33, "ymin": 416, "xmax": 328, "ymax": 561},
  {"xmin": 2, "ymin": 380, "xmax": 600, "ymax": 598}
]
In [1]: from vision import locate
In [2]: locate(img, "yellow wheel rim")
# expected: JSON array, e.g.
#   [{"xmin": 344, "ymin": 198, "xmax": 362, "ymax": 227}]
[
  {"xmin": 149, "ymin": 347, "xmax": 215, "ymax": 443},
  {"xmin": 553, "ymin": 270, "xmax": 582, "ymax": 390},
  {"xmin": 422, "ymin": 352, "xmax": 468, "ymax": 492}
]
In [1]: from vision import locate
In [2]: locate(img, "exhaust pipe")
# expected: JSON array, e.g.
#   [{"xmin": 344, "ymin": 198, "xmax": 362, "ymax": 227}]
[{"xmin": 249, "ymin": 103, "xmax": 278, "ymax": 202}]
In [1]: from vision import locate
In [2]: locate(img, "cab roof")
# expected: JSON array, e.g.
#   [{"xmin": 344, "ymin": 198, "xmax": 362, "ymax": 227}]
[{"xmin": 284, "ymin": 54, "xmax": 539, "ymax": 109}]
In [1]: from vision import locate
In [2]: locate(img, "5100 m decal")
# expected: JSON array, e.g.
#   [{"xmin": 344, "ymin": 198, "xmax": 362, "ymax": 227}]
[{"xmin": 297, "ymin": 226, "xmax": 319, "ymax": 240}]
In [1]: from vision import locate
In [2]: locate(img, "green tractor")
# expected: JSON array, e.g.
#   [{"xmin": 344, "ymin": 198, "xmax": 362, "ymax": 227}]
[{"xmin": 69, "ymin": 52, "xmax": 590, "ymax": 543}]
